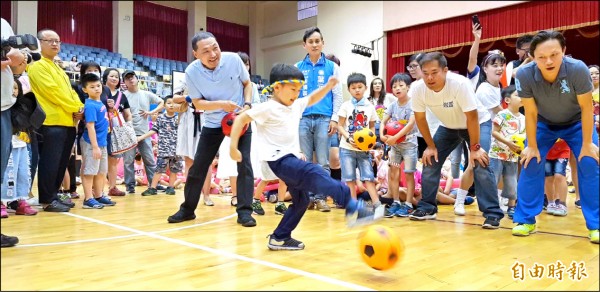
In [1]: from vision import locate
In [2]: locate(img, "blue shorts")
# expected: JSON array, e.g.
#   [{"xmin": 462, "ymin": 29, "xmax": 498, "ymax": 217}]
[
  {"xmin": 330, "ymin": 132, "xmax": 340, "ymax": 148},
  {"xmin": 340, "ymin": 148, "xmax": 375, "ymax": 182},
  {"xmin": 544, "ymin": 158, "xmax": 568, "ymax": 177}
]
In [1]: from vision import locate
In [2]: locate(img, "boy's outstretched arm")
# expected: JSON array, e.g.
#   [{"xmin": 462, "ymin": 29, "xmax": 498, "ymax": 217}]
[
  {"xmin": 308, "ymin": 76, "xmax": 339, "ymax": 106},
  {"xmin": 230, "ymin": 112, "xmax": 254, "ymax": 162}
]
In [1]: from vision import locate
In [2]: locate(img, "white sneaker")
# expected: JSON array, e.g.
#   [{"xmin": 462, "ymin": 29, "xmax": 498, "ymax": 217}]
[
  {"xmin": 553, "ymin": 203, "xmax": 567, "ymax": 217},
  {"xmin": 26, "ymin": 197, "xmax": 40, "ymax": 207},
  {"xmin": 546, "ymin": 202, "xmax": 557, "ymax": 215},
  {"xmin": 454, "ymin": 202, "xmax": 466, "ymax": 216}
]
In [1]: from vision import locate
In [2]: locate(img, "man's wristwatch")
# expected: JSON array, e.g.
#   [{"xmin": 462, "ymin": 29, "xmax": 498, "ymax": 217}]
[
  {"xmin": 244, "ymin": 102, "xmax": 252, "ymax": 108},
  {"xmin": 470, "ymin": 143, "xmax": 481, "ymax": 151}
]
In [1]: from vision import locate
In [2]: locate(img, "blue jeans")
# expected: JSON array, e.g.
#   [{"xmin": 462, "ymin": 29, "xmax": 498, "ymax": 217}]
[
  {"xmin": 123, "ymin": 137, "xmax": 156, "ymax": 189},
  {"xmin": 268, "ymin": 154, "xmax": 351, "ymax": 239},
  {"xmin": 1, "ymin": 147, "xmax": 30, "ymax": 201},
  {"xmin": 515, "ymin": 121, "xmax": 599, "ymax": 230},
  {"xmin": 340, "ymin": 148, "xmax": 374, "ymax": 182},
  {"xmin": 299, "ymin": 114, "xmax": 331, "ymax": 200},
  {"xmin": 418, "ymin": 125, "xmax": 503, "ymax": 219},
  {"xmin": 489, "ymin": 158, "xmax": 518, "ymax": 200},
  {"xmin": 544, "ymin": 158, "xmax": 568, "ymax": 177},
  {"xmin": 0, "ymin": 109, "xmax": 12, "ymax": 184},
  {"xmin": 449, "ymin": 142, "xmax": 467, "ymax": 179}
]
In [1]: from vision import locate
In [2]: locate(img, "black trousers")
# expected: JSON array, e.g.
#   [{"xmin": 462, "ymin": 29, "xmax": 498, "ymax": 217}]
[
  {"xmin": 37, "ymin": 126, "xmax": 76, "ymax": 204},
  {"xmin": 179, "ymin": 127, "xmax": 254, "ymax": 217}
]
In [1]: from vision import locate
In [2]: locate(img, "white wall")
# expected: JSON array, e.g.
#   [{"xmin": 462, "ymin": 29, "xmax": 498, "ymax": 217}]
[
  {"xmin": 114, "ymin": 1, "xmax": 134, "ymax": 60},
  {"xmin": 383, "ymin": 1, "xmax": 527, "ymax": 31},
  {"xmin": 13, "ymin": 1, "xmax": 37, "ymax": 36},
  {"xmin": 262, "ymin": 1, "xmax": 316, "ymax": 37},
  {"xmin": 318, "ymin": 1, "xmax": 385, "ymax": 99},
  {"xmin": 207, "ymin": 1, "xmax": 249, "ymax": 25},
  {"xmin": 148, "ymin": 1, "xmax": 187, "ymax": 11}
]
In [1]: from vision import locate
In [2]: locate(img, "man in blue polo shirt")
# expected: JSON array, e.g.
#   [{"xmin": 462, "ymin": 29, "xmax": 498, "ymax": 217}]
[
  {"xmin": 295, "ymin": 27, "xmax": 342, "ymax": 212},
  {"xmin": 513, "ymin": 30, "xmax": 599, "ymax": 244},
  {"xmin": 167, "ymin": 31, "xmax": 257, "ymax": 227}
]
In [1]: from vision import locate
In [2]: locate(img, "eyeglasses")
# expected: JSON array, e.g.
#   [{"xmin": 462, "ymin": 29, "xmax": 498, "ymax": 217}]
[
  {"xmin": 406, "ymin": 65, "xmax": 419, "ymax": 70},
  {"xmin": 40, "ymin": 39, "xmax": 62, "ymax": 45}
]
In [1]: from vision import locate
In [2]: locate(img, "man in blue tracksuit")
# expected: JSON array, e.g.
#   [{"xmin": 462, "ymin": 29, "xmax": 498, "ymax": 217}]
[
  {"xmin": 512, "ymin": 30, "xmax": 599, "ymax": 244},
  {"xmin": 295, "ymin": 27, "xmax": 342, "ymax": 212}
]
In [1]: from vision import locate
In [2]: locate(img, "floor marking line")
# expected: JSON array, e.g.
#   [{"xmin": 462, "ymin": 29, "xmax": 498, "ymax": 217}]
[
  {"xmin": 16, "ymin": 234, "xmax": 141, "ymax": 248},
  {"xmin": 62, "ymin": 212, "xmax": 374, "ymax": 291},
  {"xmin": 155, "ymin": 213, "xmax": 237, "ymax": 234}
]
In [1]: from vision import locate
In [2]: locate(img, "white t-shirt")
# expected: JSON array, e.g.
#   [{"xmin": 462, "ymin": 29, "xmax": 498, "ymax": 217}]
[
  {"xmin": 125, "ymin": 89, "xmax": 163, "ymax": 135},
  {"xmin": 476, "ymin": 82, "xmax": 501, "ymax": 119},
  {"xmin": 1, "ymin": 18, "xmax": 15, "ymax": 111},
  {"xmin": 410, "ymin": 72, "xmax": 484, "ymax": 129},
  {"xmin": 247, "ymin": 98, "xmax": 309, "ymax": 162},
  {"xmin": 337, "ymin": 99, "xmax": 378, "ymax": 151}
]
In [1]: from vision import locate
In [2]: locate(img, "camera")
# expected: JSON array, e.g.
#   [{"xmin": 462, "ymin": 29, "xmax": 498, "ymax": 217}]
[{"xmin": 1, "ymin": 34, "xmax": 38, "ymax": 61}]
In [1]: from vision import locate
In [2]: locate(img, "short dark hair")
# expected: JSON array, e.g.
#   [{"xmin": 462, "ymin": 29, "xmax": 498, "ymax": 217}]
[
  {"xmin": 80, "ymin": 61, "xmax": 101, "ymax": 80},
  {"xmin": 81, "ymin": 73, "xmax": 101, "ymax": 88},
  {"xmin": 390, "ymin": 73, "xmax": 412, "ymax": 88},
  {"xmin": 303, "ymin": 27, "xmax": 322, "ymax": 42},
  {"xmin": 102, "ymin": 67, "xmax": 120, "ymax": 86},
  {"xmin": 589, "ymin": 65, "xmax": 599, "ymax": 71},
  {"xmin": 347, "ymin": 72, "xmax": 367, "ymax": 88},
  {"xmin": 408, "ymin": 53, "xmax": 425, "ymax": 64},
  {"xmin": 269, "ymin": 63, "xmax": 304, "ymax": 85},
  {"xmin": 516, "ymin": 34, "xmax": 534, "ymax": 49},
  {"xmin": 237, "ymin": 52, "xmax": 250, "ymax": 64},
  {"xmin": 418, "ymin": 52, "xmax": 447, "ymax": 69},
  {"xmin": 325, "ymin": 54, "xmax": 340, "ymax": 66},
  {"xmin": 501, "ymin": 85, "xmax": 517, "ymax": 99},
  {"xmin": 163, "ymin": 94, "xmax": 173, "ymax": 103},
  {"xmin": 191, "ymin": 31, "xmax": 216, "ymax": 51},
  {"xmin": 529, "ymin": 30, "xmax": 566, "ymax": 58}
]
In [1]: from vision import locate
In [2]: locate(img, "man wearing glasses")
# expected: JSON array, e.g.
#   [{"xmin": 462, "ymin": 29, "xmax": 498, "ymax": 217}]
[
  {"xmin": 28, "ymin": 29, "xmax": 84, "ymax": 212},
  {"xmin": 504, "ymin": 34, "xmax": 533, "ymax": 86}
]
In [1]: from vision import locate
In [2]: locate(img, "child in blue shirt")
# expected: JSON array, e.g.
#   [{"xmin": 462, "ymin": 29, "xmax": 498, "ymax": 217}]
[{"xmin": 80, "ymin": 73, "xmax": 116, "ymax": 209}]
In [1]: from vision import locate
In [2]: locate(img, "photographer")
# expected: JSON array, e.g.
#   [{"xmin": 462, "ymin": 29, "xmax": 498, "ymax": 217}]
[{"xmin": 1, "ymin": 17, "xmax": 25, "ymax": 248}]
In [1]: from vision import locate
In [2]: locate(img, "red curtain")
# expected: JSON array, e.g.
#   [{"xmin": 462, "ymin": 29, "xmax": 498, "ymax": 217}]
[
  {"xmin": 133, "ymin": 1, "xmax": 187, "ymax": 61},
  {"xmin": 386, "ymin": 1, "xmax": 600, "ymax": 83},
  {"xmin": 1, "ymin": 1, "xmax": 10, "ymax": 24},
  {"xmin": 37, "ymin": 1, "xmax": 112, "ymax": 50},
  {"xmin": 207, "ymin": 17, "xmax": 249, "ymax": 55}
]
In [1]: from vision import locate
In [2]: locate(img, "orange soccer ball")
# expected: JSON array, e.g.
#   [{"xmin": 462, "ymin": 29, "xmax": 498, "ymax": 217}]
[{"xmin": 358, "ymin": 225, "xmax": 404, "ymax": 271}]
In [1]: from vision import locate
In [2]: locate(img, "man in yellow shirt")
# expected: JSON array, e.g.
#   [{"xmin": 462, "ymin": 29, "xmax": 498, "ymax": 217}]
[{"xmin": 28, "ymin": 29, "xmax": 84, "ymax": 212}]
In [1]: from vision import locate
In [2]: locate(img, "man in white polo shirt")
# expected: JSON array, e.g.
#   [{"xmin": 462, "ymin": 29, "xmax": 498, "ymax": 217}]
[
  {"xmin": 167, "ymin": 32, "xmax": 257, "ymax": 227},
  {"xmin": 409, "ymin": 52, "xmax": 504, "ymax": 228}
]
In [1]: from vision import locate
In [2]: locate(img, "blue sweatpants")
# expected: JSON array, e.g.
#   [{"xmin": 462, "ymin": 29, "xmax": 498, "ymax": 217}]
[
  {"xmin": 514, "ymin": 121, "xmax": 599, "ymax": 230},
  {"xmin": 268, "ymin": 154, "xmax": 352, "ymax": 240}
]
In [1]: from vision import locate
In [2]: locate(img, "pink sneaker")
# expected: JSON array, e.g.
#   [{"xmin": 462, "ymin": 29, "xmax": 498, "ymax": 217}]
[
  {"xmin": 1, "ymin": 203, "xmax": 8, "ymax": 218},
  {"xmin": 15, "ymin": 200, "xmax": 38, "ymax": 216}
]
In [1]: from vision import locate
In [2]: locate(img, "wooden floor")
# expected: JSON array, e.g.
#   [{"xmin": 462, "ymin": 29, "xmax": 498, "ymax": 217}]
[{"xmin": 1, "ymin": 186, "xmax": 598, "ymax": 291}]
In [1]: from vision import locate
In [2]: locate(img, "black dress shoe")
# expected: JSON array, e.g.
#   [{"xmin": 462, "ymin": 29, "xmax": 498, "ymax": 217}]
[
  {"xmin": 167, "ymin": 210, "xmax": 196, "ymax": 223},
  {"xmin": 237, "ymin": 215, "xmax": 257, "ymax": 227},
  {"xmin": 43, "ymin": 200, "xmax": 71, "ymax": 212}
]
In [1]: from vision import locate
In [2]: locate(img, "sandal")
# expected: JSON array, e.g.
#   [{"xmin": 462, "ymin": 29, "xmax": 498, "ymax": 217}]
[
  {"xmin": 204, "ymin": 197, "xmax": 214, "ymax": 206},
  {"xmin": 231, "ymin": 196, "xmax": 237, "ymax": 207}
]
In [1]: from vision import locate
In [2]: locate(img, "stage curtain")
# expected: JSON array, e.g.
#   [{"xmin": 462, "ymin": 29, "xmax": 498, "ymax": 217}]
[
  {"xmin": 207, "ymin": 17, "xmax": 249, "ymax": 55},
  {"xmin": 1, "ymin": 1, "xmax": 10, "ymax": 24},
  {"xmin": 386, "ymin": 1, "xmax": 599, "ymax": 83},
  {"xmin": 37, "ymin": 1, "xmax": 112, "ymax": 50},
  {"xmin": 133, "ymin": 1, "xmax": 187, "ymax": 61}
]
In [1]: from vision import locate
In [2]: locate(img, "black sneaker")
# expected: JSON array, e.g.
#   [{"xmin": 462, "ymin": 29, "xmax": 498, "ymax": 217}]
[
  {"xmin": 57, "ymin": 193, "xmax": 76, "ymax": 208},
  {"xmin": 408, "ymin": 209, "xmax": 437, "ymax": 221},
  {"xmin": 482, "ymin": 217, "xmax": 501, "ymax": 229},
  {"xmin": 1, "ymin": 233, "xmax": 19, "ymax": 248},
  {"xmin": 156, "ymin": 184, "xmax": 167, "ymax": 192},
  {"xmin": 165, "ymin": 187, "xmax": 176, "ymax": 195},
  {"xmin": 167, "ymin": 210, "xmax": 196, "ymax": 223},
  {"xmin": 43, "ymin": 200, "xmax": 71, "ymax": 212},
  {"xmin": 543, "ymin": 194, "xmax": 548, "ymax": 210},
  {"xmin": 252, "ymin": 199, "xmax": 265, "ymax": 216},
  {"xmin": 127, "ymin": 185, "xmax": 136, "ymax": 194},
  {"xmin": 267, "ymin": 234, "xmax": 305, "ymax": 250},
  {"xmin": 237, "ymin": 215, "xmax": 257, "ymax": 227},
  {"xmin": 575, "ymin": 200, "xmax": 581, "ymax": 209},
  {"xmin": 141, "ymin": 188, "xmax": 158, "ymax": 196}
]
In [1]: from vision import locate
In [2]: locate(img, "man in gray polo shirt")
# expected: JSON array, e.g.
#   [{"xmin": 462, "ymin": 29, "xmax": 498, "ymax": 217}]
[
  {"xmin": 512, "ymin": 30, "xmax": 599, "ymax": 244},
  {"xmin": 167, "ymin": 32, "xmax": 257, "ymax": 227},
  {"xmin": 122, "ymin": 70, "xmax": 164, "ymax": 194}
]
